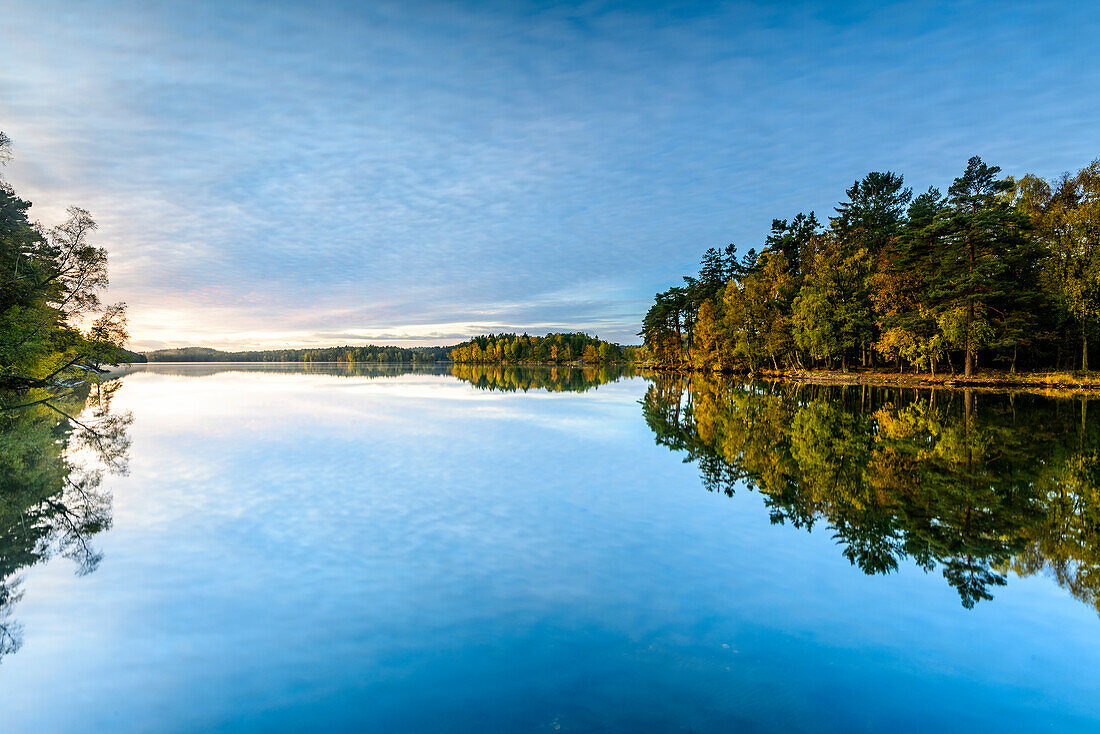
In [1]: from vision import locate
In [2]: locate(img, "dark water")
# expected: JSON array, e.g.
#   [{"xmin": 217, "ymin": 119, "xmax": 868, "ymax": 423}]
[{"xmin": 2, "ymin": 365, "xmax": 1099, "ymax": 732}]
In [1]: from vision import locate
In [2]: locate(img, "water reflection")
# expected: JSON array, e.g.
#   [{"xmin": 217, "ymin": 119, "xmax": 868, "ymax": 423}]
[
  {"xmin": 2, "ymin": 366, "xmax": 1099, "ymax": 731},
  {"xmin": 0, "ymin": 382, "xmax": 130, "ymax": 659},
  {"xmin": 642, "ymin": 374, "xmax": 1100, "ymax": 612},
  {"xmin": 113, "ymin": 361, "xmax": 634, "ymax": 392},
  {"xmin": 450, "ymin": 363, "xmax": 632, "ymax": 392},
  {"xmin": 107, "ymin": 361, "xmax": 445, "ymax": 379}
]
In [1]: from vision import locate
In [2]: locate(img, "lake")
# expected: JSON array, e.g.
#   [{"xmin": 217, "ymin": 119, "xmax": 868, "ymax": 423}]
[{"xmin": 1, "ymin": 364, "xmax": 1099, "ymax": 732}]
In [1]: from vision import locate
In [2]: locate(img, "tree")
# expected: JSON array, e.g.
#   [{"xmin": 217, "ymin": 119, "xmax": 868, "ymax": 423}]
[
  {"xmin": 924, "ymin": 157, "xmax": 1040, "ymax": 377},
  {"xmin": 0, "ymin": 134, "xmax": 129, "ymax": 386},
  {"xmin": 641, "ymin": 155, "xmax": 1088, "ymax": 377},
  {"xmin": 449, "ymin": 332, "xmax": 624, "ymax": 366},
  {"xmin": 1018, "ymin": 162, "xmax": 1100, "ymax": 370},
  {"xmin": 690, "ymin": 298, "xmax": 723, "ymax": 371},
  {"xmin": 832, "ymin": 171, "xmax": 912, "ymax": 257},
  {"xmin": 873, "ymin": 187, "xmax": 952, "ymax": 373},
  {"xmin": 791, "ymin": 232, "xmax": 873, "ymax": 371},
  {"xmin": 764, "ymin": 212, "xmax": 821, "ymax": 276},
  {"xmin": 641, "ymin": 287, "xmax": 689, "ymax": 365},
  {"xmin": 686, "ymin": 244, "xmax": 740, "ymax": 305},
  {"xmin": 723, "ymin": 250, "xmax": 796, "ymax": 371}
]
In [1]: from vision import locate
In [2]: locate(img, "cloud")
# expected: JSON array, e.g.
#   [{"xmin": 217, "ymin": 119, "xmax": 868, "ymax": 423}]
[{"xmin": 2, "ymin": 0, "xmax": 1098, "ymax": 349}]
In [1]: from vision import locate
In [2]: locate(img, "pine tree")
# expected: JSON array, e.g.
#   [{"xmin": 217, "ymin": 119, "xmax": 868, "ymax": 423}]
[{"xmin": 926, "ymin": 157, "xmax": 1040, "ymax": 377}]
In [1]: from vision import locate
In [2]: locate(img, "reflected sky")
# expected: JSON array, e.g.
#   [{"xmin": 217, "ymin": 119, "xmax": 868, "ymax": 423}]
[{"xmin": 2, "ymin": 366, "xmax": 1099, "ymax": 733}]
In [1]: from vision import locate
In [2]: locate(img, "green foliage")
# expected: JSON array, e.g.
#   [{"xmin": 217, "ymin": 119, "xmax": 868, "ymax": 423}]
[
  {"xmin": 145, "ymin": 344, "xmax": 449, "ymax": 364},
  {"xmin": 449, "ymin": 332, "xmax": 631, "ymax": 365},
  {"xmin": 1016, "ymin": 161, "xmax": 1100, "ymax": 370},
  {"xmin": 147, "ymin": 335, "xmax": 636, "ymax": 368},
  {"xmin": 724, "ymin": 251, "xmax": 796, "ymax": 371},
  {"xmin": 831, "ymin": 171, "xmax": 912, "ymax": 256},
  {"xmin": 643, "ymin": 156, "xmax": 1100, "ymax": 375},
  {"xmin": 0, "ymin": 133, "xmax": 130, "ymax": 388},
  {"xmin": 689, "ymin": 299, "xmax": 723, "ymax": 371},
  {"xmin": 791, "ymin": 233, "xmax": 873, "ymax": 370}
]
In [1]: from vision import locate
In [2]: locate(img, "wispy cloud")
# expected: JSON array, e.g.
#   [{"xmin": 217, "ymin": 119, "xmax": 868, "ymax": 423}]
[{"xmin": 2, "ymin": 0, "xmax": 1098, "ymax": 349}]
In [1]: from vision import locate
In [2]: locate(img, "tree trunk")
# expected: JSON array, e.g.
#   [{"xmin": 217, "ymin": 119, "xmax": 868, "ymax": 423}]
[
  {"xmin": 1083, "ymin": 321, "xmax": 1089, "ymax": 372},
  {"xmin": 965, "ymin": 226, "xmax": 976, "ymax": 378},
  {"xmin": 1082, "ymin": 398, "xmax": 1087, "ymax": 445},
  {"xmin": 964, "ymin": 302, "xmax": 974, "ymax": 377},
  {"xmin": 673, "ymin": 314, "xmax": 683, "ymax": 364}
]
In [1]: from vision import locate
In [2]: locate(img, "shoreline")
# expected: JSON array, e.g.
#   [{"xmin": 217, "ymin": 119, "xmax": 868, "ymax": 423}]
[
  {"xmin": 77, "ymin": 361, "xmax": 1100, "ymax": 397},
  {"xmin": 639, "ymin": 365, "xmax": 1100, "ymax": 394}
]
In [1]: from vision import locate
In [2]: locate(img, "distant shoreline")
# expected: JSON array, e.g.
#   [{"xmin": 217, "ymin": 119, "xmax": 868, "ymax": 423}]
[{"xmin": 115, "ymin": 360, "xmax": 631, "ymax": 367}]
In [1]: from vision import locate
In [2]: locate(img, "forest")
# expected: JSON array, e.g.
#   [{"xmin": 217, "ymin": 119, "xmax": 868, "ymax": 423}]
[
  {"xmin": 145, "ymin": 333, "xmax": 637, "ymax": 365},
  {"xmin": 144, "ymin": 345, "xmax": 449, "ymax": 363},
  {"xmin": 642, "ymin": 156, "xmax": 1100, "ymax": 378},
  {"xmin": 448, "ymin": 332, "xmax": 635, "ymax": 365},
  {"xmin": 0, "ymin": 133, "xmax": 130, "ymax": 389}
]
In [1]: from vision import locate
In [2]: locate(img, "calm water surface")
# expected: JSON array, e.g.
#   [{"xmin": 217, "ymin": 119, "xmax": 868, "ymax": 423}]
[{"xmin": 2, "ymin": 364, "xmax": 1099, "ymax": 732}]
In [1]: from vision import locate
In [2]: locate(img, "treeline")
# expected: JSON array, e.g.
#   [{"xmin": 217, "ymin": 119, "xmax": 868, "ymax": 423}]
[
  {"xmin": 147, "ymin": 334, "xmax": 638, "ymax": 365},
  {"xmin": 144, "ymin": 345, "xmax": 451, "ymax": 363},
  {"xmin": 642, "ymin": 156, "xmax": 1100, "ymax": 376},
  {"xmin": 0, "ymin": 133, "xmax": 130, "ymax": 388},
  {"xmin": 643, "ymin": 374, "xmax": 1100, "ymax": 612},
  {"xmin": 449, "ymin": 332, "xmax": 636, "ymax": 364}
]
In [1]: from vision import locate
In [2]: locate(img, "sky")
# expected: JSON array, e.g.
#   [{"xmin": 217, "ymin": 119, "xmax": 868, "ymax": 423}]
[{"xmin": 2, "ymin": 0, "xmax": 1098, "ymax": 350}]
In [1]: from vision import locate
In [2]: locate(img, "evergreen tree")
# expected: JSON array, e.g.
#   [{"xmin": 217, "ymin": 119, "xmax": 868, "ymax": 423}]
[
  {"xmin": 832, "ymin": 171, "xmax": 912, "ymax": 257},
  {"xmin": 926, "ymin": 157, "xmax": 1041, "ymax": 376},
  {"xmin": 763, "ymin": 212, "xmax": 821, "ymax": 276}
]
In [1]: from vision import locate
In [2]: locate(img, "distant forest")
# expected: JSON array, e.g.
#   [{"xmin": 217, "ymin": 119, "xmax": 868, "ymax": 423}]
[
  {"xmin": 448, "ymin": 332, "xmax": 635, "ymax": 364},
  {"xmin": 144, "ymin": 345, "xmax": 451, "ymax": 363},
  {"xmin": 143, "ymin": 334, "xmax": 639, "ymax": 364},
  {"xmin": 642, "ymin": 156, "xmax": 1100, "ymax": 376}
]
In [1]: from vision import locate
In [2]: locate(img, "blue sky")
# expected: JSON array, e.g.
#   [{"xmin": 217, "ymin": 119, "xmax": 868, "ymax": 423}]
[{"xmin": 2, "ymin": 0, "xmax": 1098, "ymax": 349}]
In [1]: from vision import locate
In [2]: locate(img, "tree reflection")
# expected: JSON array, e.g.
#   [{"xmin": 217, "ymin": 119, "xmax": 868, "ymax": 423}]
[
  {"xmin": 0, "ymin": 381, "xmax": 130, "ymax": 659},
  {"xmin": 451, "ymin": 363, "xmax": 632, "ymax": 392},
  {"xmin": 112, "ymin": 362, "xmax": 636, "ymax": 391},
  {"xmin": 643, "ymin": 374, "xmax": 1100, "ymax": 611}
]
